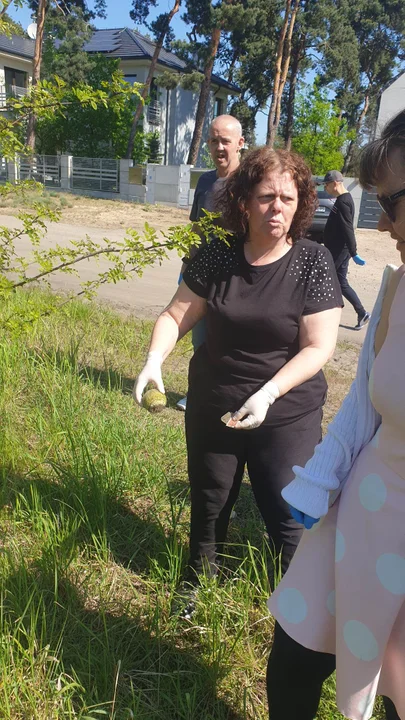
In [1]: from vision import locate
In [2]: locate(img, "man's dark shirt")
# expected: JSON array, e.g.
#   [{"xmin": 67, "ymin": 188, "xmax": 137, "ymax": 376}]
[{"xmin": 185, "ymin": 170, "xmax": 227, "ymax": 263}]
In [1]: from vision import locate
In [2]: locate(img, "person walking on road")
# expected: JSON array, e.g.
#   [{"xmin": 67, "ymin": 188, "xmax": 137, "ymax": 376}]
[
  {"xmin": 323, "ymin": 170, "xmax": 370, "ymax": 330},
  {"xmin": 176, "ymin": 114, "xmax": 244, "ymax": 410}
]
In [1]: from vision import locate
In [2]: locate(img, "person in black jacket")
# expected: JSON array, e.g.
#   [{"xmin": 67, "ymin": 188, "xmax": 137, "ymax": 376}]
[{"xmin": 323, "ymin": 170, "xmax": 370, "ymax": 330}]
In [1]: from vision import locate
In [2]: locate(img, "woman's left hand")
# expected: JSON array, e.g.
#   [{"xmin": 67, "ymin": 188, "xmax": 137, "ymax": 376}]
[
  {"xmin": 289, "ymin": 505, "xmax": 320, "ymax": 530},
  {"xmin": 227, "ymin": 381, "xmax": 279, "ymax": 430}
]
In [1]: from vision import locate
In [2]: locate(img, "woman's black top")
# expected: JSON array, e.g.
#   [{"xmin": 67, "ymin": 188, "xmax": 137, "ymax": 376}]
[{"xmin": 183, "ymin": 236, "xmax": 343, "ymax": 426}]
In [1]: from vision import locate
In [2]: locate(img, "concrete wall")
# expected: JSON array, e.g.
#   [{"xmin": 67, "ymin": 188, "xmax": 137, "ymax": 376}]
[
  {"xmin": 145, "ymin": 163, "xmax": 190, "ymax": 207},
  {"xmin": 119, "ymin": 60, "xmax": 148, "ymax": 85},
  {"xmin": 345, "ymin": 177, "xmax": 363, "ymax": 228},
  {"xmin": 376, "ymin": 72, "xmax": 405, "ymax": 137}
]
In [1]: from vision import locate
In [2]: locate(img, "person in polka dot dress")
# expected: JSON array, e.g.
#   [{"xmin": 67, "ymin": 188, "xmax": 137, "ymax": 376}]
[{"xmin": 267, "ymin": 110, "xmax": 405, "ymax": 720}]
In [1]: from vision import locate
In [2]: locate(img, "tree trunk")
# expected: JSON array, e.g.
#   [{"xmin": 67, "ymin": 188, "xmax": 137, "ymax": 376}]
[
  {"xmin": 26, "ymin": 0, "xmax": 47, "ymax": 150},
  {"xmin": 187, "ymin": 26, "xmax": 221, "ymax": 166},
  {"xmin": 284, "ymin": 34, "xmax": 305, "ymax": 150},
  {"xmin": 267, "ymin": 0, "xmax": 299, "ymax": 148},
  {"xmin": 266, "ymin": 0, "xmax": 291, "ymax": 147},
  {"xmin": 125, "ymin": 0, "xmax": 181, "ymax": 160},
  {"xmin": 0, "ymin": 0, "xmax": 14, "ymax": 19},
  {"xmin": 226, "ymin": 47, "xmax": 239, "ymax": 84},
  {"xmin": 342, "ymin": 93, "xmax": 369, "ymax": 174},
  {"xmin": 274, "ymin": 3, "xmax": 299, "ymax": 130}
]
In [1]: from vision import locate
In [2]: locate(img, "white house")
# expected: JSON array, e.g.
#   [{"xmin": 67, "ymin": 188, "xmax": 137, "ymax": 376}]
[
  {"xmin": 375, "ymin": 70, "xmax": 405, "ymax": 136},
  {"xmin": 0, "ymin": 28, "xmax": 240, "ymax": 165},
  {"xmin": 0, "ymin": 34, "xmax": 34, "ymax": 107},
  {"xmin": 83, "ymin": 28, "xmax": 240, "ymax": 165}
]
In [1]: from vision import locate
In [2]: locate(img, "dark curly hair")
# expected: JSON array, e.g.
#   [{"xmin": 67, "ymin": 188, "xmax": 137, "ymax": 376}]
[
  {"xmin": 216, "ymin": 146, "xmax": 318, "ymax": 242},
  {"xmin": 359, "ymin": 109, "xmax": 405, "ymax": 189}
]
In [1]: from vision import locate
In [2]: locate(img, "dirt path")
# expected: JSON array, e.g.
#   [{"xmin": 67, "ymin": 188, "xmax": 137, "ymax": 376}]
[
  {"xmin": 4, "ymin": 200, "xmax": 400, "ymax": 344},
  {"xmin": 338, "ymin": 229, "xmax": 399, "ymax": 342},
  {"xmin": 0, "ymin": 192, "xmax": 190, "ymax": 230}
]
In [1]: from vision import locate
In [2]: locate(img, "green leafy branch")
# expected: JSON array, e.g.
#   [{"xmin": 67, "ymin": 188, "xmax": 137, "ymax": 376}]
[{"xmin": 1, "ymin": 200, "xmax": 229, "ymax": 332}]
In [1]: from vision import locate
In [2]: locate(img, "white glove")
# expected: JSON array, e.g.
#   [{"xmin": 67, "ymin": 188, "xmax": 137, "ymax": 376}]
[
  {"xmin": 228, "ymin": 380, "xmax": 280, "ymax": 430},
  {"xmin": 133, "ymin": 351, "xmax": 165, "ymax": 405}
]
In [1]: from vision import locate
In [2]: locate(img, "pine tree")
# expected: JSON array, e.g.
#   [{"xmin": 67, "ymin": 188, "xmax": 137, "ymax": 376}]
[
  {"xmin": 178, "ymin": 0, "xmax": 255, "ymax": 165},
  {"xmin": 322, "ymin": 0, "xmax": 405, "ymax": 172},
  {"xmin": 27, "ymin": 0, "xmax": 107, "ymax": 20},
  {"xmin": 42, "ymin": 6, "xmax": 94, "ymax": 85}
]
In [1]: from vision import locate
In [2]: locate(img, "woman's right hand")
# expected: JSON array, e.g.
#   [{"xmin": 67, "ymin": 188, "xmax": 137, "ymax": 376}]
[
  {"xmin": 133, "ymin": 351, "xmax": 165, "ymax": 405},
  {"xmin": 289, "ymin": 505, "xmax": 320, "ymax": 530}
]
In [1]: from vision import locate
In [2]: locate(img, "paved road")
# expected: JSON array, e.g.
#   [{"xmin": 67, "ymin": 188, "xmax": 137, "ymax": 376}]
[{"xmin": 6, "ymin": 215, "xmax": 390, "ymax": 346}]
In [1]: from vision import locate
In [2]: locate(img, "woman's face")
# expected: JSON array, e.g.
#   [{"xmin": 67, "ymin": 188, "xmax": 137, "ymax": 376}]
[
  {"xmin": 376, "ymin": 147, "xmax": 405, "ymax": 263},
  {"xmin": 246, "ymin": 170, "xmax": 299, "ymax": 243}
]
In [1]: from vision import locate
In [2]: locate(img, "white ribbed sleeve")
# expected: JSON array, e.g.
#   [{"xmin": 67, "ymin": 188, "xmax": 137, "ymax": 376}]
[
  {"xmin": 282, "ymin": 381, "xmax": 359, "ymax": 517},
  {"xmin": 282, "ymin": 265, "xmax": 397, "ymax": 519}
]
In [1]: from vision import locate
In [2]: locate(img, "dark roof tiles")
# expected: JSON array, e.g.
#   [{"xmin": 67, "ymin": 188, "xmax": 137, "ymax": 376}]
[
  {"xmin": 0, "ymin": 28, "xmax": 240, "ymax": 93},
  {"xmin": 0, "ymin": 33, "xmax": 35, "ymax": 60},
  {"xmin": 85, "ymin": 28, "xmax": 239, "ymax": 92}
]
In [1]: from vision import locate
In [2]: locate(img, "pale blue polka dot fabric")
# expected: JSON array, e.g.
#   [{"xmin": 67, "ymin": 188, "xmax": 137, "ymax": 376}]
[{"xmin": 268, "ymin": 274, "xmax": 405, "ymax": 720}]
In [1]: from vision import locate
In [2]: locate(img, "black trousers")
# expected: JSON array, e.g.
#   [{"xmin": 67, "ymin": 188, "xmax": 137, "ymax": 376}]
[
  {"xmin": 267, "ymin": 623, "xmax": 400, "ymax": 720},
  {"xmin": 335, "ymin": 250, "xmax": 366, "ymax": 317},
  {"xmin": 184, "ymin": 406, "xmax": 322, "ymax": 579}
]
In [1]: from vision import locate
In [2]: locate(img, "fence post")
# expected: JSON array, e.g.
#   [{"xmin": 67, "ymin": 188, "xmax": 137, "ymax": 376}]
[
  {"xmin": 7, "ymin": 156, "xmax": 19, "ymax": 184},
  {"xmin": 60, "ymin": 155, "xmax": 72, "ymax": 190},
  {"xmin": 145, "ymin": 164, "xmax": 156, "ymax": 204},
  {"xmin": 178, "ymin": 164, "xmax": 192, "ymax": 209},
  {"xmin": 119, "ymin": 158, "xmax": 131, "ymax": 201}
]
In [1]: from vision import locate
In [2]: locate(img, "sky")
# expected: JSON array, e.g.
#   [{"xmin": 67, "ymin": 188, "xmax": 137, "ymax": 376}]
[{"xmin": 8, "ymin": 0, "xmax": 269, "ymax": 144}]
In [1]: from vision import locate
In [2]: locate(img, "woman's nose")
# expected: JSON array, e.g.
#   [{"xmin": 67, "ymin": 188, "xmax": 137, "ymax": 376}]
[{"xmin": 377, "ymin": 211, "xmax": 392, "ymax": 233}]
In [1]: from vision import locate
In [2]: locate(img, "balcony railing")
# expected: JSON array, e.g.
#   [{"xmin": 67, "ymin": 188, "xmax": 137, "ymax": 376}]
[
  {"xmin": 0, "ymin": 85, "xmax": 28, "ymax": 108},
  {"xmin": 147, "ymin": 99, "xmax": 162, "ymax": 125}
]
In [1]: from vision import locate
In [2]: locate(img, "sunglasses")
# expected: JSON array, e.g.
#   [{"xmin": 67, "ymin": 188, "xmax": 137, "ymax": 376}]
[{"xmin": 377, "ymin": 187, "xmax": 405, "ymax": 222}]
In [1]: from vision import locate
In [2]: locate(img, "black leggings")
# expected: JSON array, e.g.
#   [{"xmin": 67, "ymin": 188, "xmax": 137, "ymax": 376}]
[
  {"xmin": 335, "ymin": 251, "xmax": 366, "ymax": 317},
  {"xmin": 184, "ymin": 407, "xmax": 322, "ymax": 579},
  {"xmin": 267, "ymin": 624, "xmax": 400, "ymax": 720}
]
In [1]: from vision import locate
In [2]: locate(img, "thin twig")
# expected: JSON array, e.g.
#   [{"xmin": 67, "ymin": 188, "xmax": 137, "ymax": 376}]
[
  {"xmin": 10, "ymin": 242, "xmax": 173, "ymax": 289},
  {"xmin": 0, "ymin": 0, "xmax": 14, "ymax": 20}
]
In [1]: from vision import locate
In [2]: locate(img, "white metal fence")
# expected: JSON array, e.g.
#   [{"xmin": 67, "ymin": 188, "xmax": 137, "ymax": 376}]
[
  {"xmin": 72, "ymin": 157, "xmax": 120, "ymax": 193},
  {"xmin": 19, "ymin": 155, "xmax": 61, "ymax": 187},
  {"xmin": 0, "ymin": 84, "xmax": 28, "ymax": 108},
  {"xmin": 0, "ymin": 157, "xmax": 366, "ymax": 222}
]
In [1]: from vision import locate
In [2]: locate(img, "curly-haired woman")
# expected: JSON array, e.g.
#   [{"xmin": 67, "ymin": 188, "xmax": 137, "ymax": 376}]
[{"xmin": 134, "ymin": 147, "xmax": 343, "ymax": 611}]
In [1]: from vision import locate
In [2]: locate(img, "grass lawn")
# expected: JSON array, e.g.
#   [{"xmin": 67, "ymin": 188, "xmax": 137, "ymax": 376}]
[{"xmin": 0, "ymin": 288, "xmax": 384, "ymax": 719}]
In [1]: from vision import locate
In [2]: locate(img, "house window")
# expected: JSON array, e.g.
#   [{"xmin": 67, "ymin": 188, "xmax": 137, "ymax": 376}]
[
  {"xmin": 124, "ymin": 74, "xmax": 137, "ymax": 85},
  {"xmin": 214, "ymin": 97, "xmax": 224, "ymax": 117},
  {"xmin": 4, "ymin": 67, "xmax": 27, "ymax": 90},
  {"xmin": 150, "ymin": 78, "xmax": 158, "ymax": 102}
]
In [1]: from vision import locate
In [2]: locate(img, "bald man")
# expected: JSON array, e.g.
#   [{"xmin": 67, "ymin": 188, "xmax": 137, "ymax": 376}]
[
  {"xmin": 186, "ymin": 114, "xmax": 244, "ymax": 262},
  {"xmin": 176, "ymin": 115, "xmax": 244, "ymax": 410}
]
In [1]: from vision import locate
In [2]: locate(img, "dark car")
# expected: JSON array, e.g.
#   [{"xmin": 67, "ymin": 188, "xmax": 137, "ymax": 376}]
[{"xmin": 306, "ymin": 188, "xmax": 336, "ymax": 244}]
